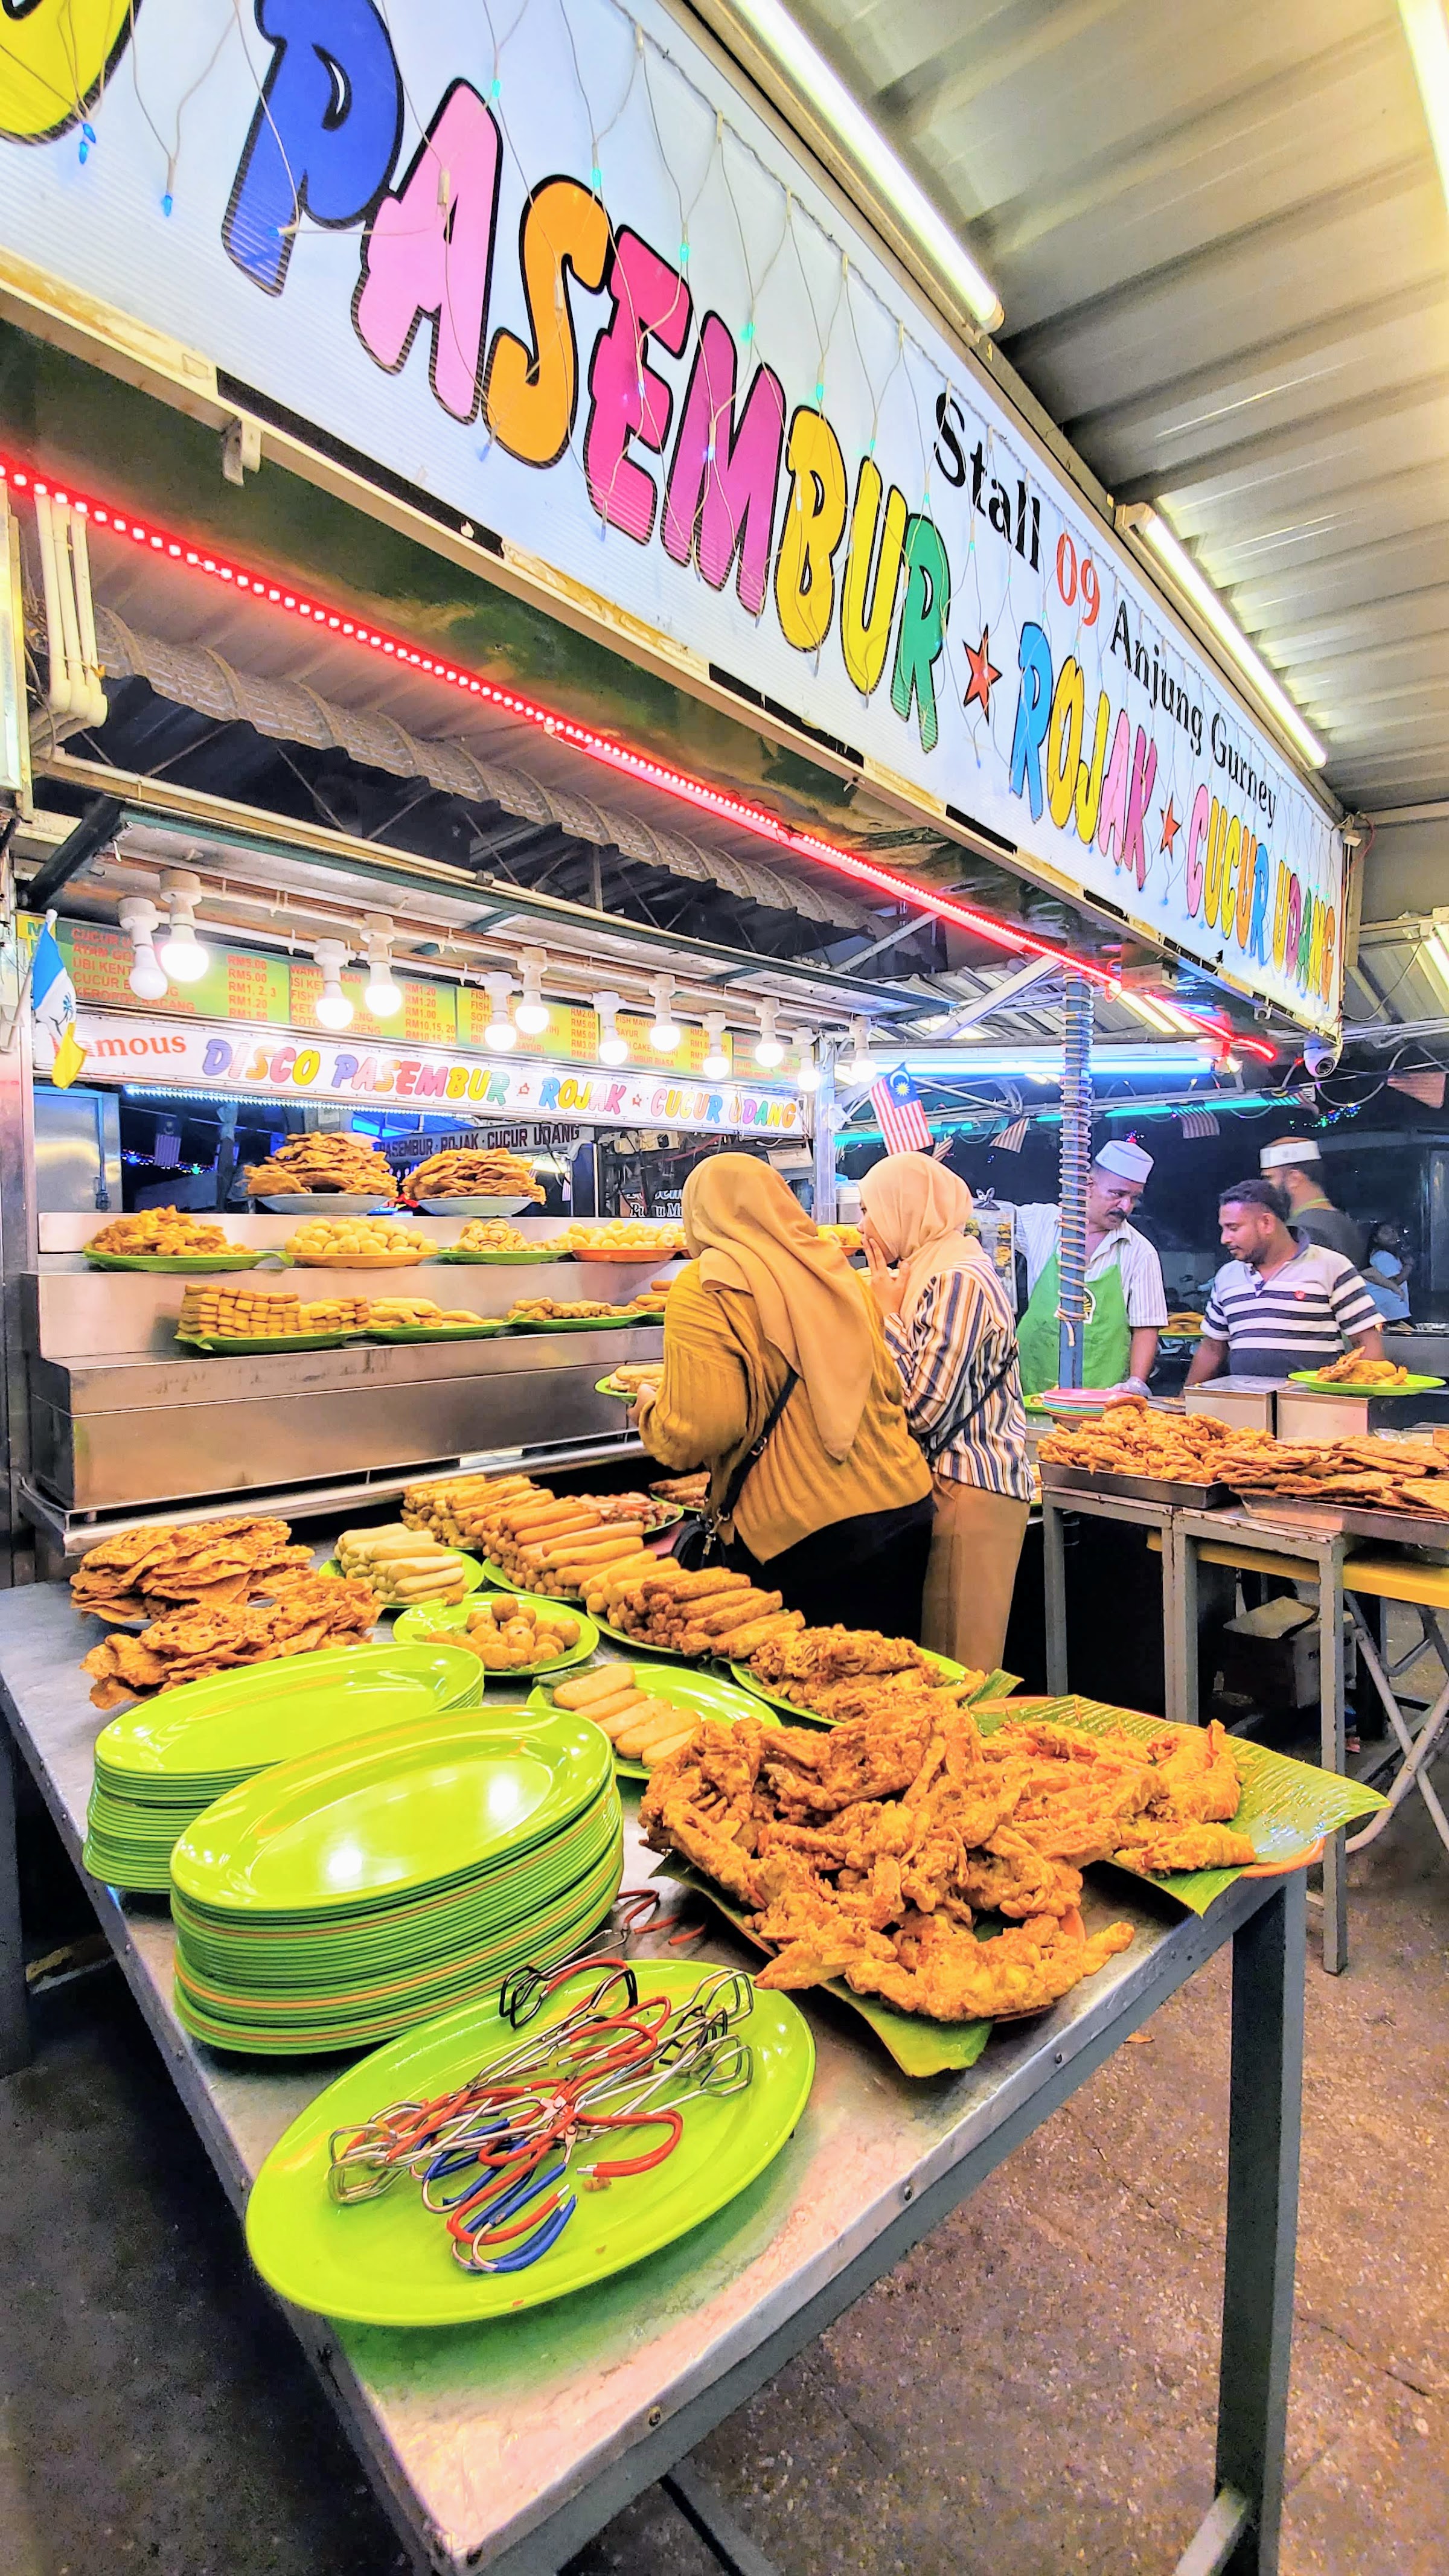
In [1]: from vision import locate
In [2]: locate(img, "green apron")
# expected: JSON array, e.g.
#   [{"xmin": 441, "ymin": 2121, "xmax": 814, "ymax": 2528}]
[{"xmin": 1017, "ymin": 1249, "xmax": 1130, "ymax": 1398}]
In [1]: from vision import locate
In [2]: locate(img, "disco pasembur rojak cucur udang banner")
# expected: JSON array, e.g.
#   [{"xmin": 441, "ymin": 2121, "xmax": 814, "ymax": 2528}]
[{"xmin": 0, "ymin": 1, "xmax": 1342, "ymax": 1028}]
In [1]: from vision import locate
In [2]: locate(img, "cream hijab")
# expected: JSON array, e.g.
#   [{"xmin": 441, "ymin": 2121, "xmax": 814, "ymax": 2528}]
[
  {"xmin": 682, "ymin": 1154, "xmax": 873, "ymax": 1460},
  {"xmin": 859, "ymin": 1154, "xmax": 988, "ymax": 1323}
]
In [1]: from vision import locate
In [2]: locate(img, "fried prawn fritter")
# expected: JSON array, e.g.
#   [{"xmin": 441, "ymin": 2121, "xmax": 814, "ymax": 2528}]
[
  {"xmin": 1142, "ymin": 1718, "xmax": 1242, "ymax": 1824},
  {"xmin": 758, "ymin": 1906, "xmax": 1134, "ymax": 2022},
  {"xmin": 1113, "ymin": 1823, "xmax": 1258, "ymax": 1872}
]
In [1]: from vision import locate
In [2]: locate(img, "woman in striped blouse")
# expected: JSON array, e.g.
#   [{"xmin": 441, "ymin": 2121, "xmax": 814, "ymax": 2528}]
[{"xmin": 860, "ymin": 1156, "xmax": 1032, "ymax": 1672}]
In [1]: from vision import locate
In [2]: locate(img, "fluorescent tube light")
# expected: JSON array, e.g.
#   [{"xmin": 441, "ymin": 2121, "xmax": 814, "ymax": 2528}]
[
  {"xmin": 1401, "ymin": 0, "xmax": 1449, "ymax": 208},
  {"xmin": 723, "ymin": 0, "xmax": 1003, "ymax": 333},
  {"xmin": 1125, "ymin": 506, "xmax": 1326, "ymax": 769}
]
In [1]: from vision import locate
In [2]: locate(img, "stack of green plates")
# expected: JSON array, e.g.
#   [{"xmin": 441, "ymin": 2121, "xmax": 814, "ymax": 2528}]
[
  {"xmin": 83, "ymin": 1644, "xmax": 487, "ymax": 1894},
  {"xmin": 169, "ymin": 1705, "xmax": 624, "ymax": 2054}
]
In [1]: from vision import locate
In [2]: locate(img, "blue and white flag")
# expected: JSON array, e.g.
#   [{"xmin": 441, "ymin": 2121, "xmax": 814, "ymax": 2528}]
[{"xmin": 31, "ymin": 918, "xmax": 87, "ymax": 1088}]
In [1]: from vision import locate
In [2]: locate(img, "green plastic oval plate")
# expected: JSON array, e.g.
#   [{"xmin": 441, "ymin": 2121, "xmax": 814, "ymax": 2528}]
[
  {"xmin": 245, "ymin": 1958, "xmax": 814, "ymax": 2321},
  {"xmin": 86, "ymin": 1249, "xmax": 270, "ymax": 1273},
  {"xmin": 394, "ymin": 1593, "xmax": 598, "ymax": 1675},
  {"xmin": 435, "ymin": 1246, "xmax": 561, "ymax": 1264},
  {"xmin": 176, "ymin": 1331, "xmax": 356, "ymax": 1354},
  {"xmin": 1287, "ymin": 1368, "xmax": 1445, "ymax": 1393},
  {"xmin": 510, "ymin": 1311, "xmax": 648, "ymax": 1332},
  {"xmin": 529, "ymin": 1661, "xmax": 776, "ymax": 1777},
  {"xmin": 95, "ymin": 1643, "xmax": 484, "ymax": 1791},
  {"xmin": 364, "ymin": 1320, "xmax": 513, "ymax": 1341},
  {"xmin": 727, "ymin": 1646, "xmax": 969, "ymax": 1722},
  {"xmin": 319, "ymin": 1555, "xmax": 487, "ymax": 1605},
  {"xmin": 171, "ymin": 1706, "xmax": 613, "ymax": 1916}
]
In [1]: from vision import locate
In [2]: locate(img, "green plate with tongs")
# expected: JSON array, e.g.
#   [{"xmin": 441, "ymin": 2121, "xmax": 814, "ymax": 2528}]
[{"xmin": 243, "ymin": 1957, "xmax": 815, "ymax": 2323}]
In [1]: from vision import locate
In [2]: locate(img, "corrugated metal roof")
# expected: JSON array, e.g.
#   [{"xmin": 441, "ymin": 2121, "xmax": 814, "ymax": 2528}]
[{"xmin": 789, "ymin": 0, "xmax": 1449, "ymax": 807}]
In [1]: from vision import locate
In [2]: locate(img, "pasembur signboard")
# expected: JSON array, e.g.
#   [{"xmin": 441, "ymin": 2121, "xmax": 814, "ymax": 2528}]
[
  {"xmin": 59, "ymin": 1009, "xmax": 801, "ymax": 1136},
  {"xmin": 0, "ymin": 1, "xmax": 1342, "ymax": 1027}
]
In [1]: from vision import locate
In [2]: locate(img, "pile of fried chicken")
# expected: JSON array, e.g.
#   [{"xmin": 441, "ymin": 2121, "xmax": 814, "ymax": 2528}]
[
  {"xmin": 743, "ymin": 1625, "xmax": 985, "ymax": 1720},
  {"xmin": 642, "ymin": 1700, "xmax": 1254, "ymax": 2022}
]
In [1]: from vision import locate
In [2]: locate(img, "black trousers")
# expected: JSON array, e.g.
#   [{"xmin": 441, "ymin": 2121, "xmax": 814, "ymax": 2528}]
[{"xmin": 730, "ymin": 1496, "xmax": 934, "ymax": 1638}]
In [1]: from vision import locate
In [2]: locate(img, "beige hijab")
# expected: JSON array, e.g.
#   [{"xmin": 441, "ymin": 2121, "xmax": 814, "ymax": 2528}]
[
  {"xmin": 682, "ymin": 1154, "xmax": 873, "ymax": 1460},
  {"xmin": 859, "ymin": 1154, "xmax": 988, "ymax": 1323}
]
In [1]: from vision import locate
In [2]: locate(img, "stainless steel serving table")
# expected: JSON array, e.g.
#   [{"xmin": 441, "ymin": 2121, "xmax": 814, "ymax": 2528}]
[
  {"xmin": 0, "ymin": 1583, "xmax": 1305, "ymax": 2576},
  {"xmin": 1040, "ymin": 1477, "xmax": 1191, "ymax": 1724}
]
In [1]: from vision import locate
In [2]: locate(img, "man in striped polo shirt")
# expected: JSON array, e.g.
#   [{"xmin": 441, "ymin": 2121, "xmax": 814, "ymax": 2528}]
[{"xmin": 1186, "ymin": 1177, "xmax": 1384, "ymax": 1386}]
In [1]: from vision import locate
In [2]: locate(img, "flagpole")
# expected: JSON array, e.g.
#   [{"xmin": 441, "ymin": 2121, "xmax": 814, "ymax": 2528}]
[
  {"xmin": 1057, "ymin": 971, "xmax": 1093, "ymax": 1391},
  {"xmin": 812, "ymin": 1036, "xmax": 837, "ymax": 1222},
  {"xmin": 0, "ymin": 904, "xmax": 48, "ymax": 1054}
]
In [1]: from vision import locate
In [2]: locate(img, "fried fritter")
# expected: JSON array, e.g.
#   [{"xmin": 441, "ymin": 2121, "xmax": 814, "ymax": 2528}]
[{"xmin": 1113, "ymin": 1824, "xmax": 1258, "ymax": 1871}]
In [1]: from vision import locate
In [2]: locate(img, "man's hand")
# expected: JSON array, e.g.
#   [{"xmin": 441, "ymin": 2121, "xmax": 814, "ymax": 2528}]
[{"xmin": 1185, "ymin": 1334, "xmax": 1228, "ymax": 1388}]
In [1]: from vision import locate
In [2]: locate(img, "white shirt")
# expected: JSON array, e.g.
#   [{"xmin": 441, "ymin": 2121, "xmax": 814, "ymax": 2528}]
[{"xmin": 1015, "ymin": 1204, "xmax": 1169, "ymax": 1329}]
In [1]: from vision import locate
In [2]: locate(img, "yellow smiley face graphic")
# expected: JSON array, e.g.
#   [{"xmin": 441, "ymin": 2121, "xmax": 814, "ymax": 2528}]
[{"xmin": 0, "ymin": 0, "xmax": 136, "ymax": 144}]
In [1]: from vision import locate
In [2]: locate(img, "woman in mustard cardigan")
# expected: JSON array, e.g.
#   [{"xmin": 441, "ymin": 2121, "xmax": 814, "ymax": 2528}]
[{"xmin": 634, "ymin": 1155, "xmax": 933, "ymax": 1633}]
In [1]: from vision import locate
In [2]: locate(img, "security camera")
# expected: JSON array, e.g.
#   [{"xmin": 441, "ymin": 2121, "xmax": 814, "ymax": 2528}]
[{"xmin": 1303, "ymin": 1034, "xmax": 1340, "ymax": 1079}]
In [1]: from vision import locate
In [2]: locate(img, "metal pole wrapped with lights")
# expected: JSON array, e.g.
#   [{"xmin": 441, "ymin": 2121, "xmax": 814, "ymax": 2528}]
[{"xmin": 1057, "ymin": 972, "xmax": 1093, "ymax": 1392}]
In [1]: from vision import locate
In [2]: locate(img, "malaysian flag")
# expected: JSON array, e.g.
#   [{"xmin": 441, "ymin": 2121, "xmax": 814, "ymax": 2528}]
[
  {"xmin": 993, "ymin": 1117, "xmax": 1029, "ymax": 1152},
  {"xmin": 1179, "ymin": 1109, "xmax": 1220, "ymax": 1139},
  {"xmin": 869, "ymin": 1063, "xmax": 932, "ymax": 1155}
]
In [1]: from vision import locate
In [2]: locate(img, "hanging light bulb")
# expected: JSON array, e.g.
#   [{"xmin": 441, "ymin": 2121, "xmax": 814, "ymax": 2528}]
[
  {"xmin": 483, "ymin": 971, "xmax": 517, "ymax": 1049},
  {"xmin": 846, "ymin": 1016, "xmax": 874, "ymax": 1081},
  {"xmin": 754, "ymin": 1001, "xmax": 784, "ymax": 1068},
  {"xmin": 156, "ymin": 869, "xmax": 209, "ymax": 983},
  {"xmin": 312, "ymin": 938, "xmax": 354, "ymax": 1031},
  {"xmin": 593, "ymin": 988, "xmax": 630, "ymax": 1065},
  {"xmin": 702, "ymin": 1011, "xmax": 730, "ymax": 1079},
  {"xmin": 118, "ymin": 895, "xmax": 169, "ymax": 1002},
  {"xmin": 647, "ymin": 974, "xmax": 681, "ymax": 1051},
  {"xmin": 515, "ymin": 947, "xmax": 550, "ymax": 1036},
  {"xmin": 360, "ymin": 914, "xmax": 402, "ymax": 1018},
  {"xmin": 795, "ymin": 1031, "xmax": 820, "ymax": 1091}
]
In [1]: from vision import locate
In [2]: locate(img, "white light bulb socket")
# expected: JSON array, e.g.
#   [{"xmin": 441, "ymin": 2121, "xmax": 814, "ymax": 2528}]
[
  {"xmin": 312, "ymin": 938, "xmax": 354, "ymax": 1031},
  {"xmin": 119, "ymin": 896, "xmax": 170, "ymax": 1001},
  {"xmin": 482, "ymin": 971, "xmax": 517, "ymax": 1050},
  {"xmin": 157, "ymin": 871, "xmax": 209, "ymax": 984},
  {"xmin": 702, "ymin": 1012, "xmax": 730, "ymax": 1079},
  {"xmin": 515, "ymin": 947, "xmax": 550, "ymax": 1035},
  {"xmin": 594, "ymin": 989, "xmax": 630, "ymax": 1066},
  {"xmin": 754, "ymin": 1002, "xmax": 784, "ymax": 1067},
  {"xmin": 360, "ymin": 913, "xmax": 402, "ymax": 1017},
  {"xmin": 647, "ymin": 976, "xmax": 680, "ymax": 1052}
]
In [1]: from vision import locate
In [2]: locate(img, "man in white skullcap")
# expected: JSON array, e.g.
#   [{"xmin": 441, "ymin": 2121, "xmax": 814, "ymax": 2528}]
[
  {"xmin": 1259, "ymin": 1137, "xmax": 1366, "ymax": 1268},
  {"xmin": 1014, "ymin": 1137, "xmax": 1169, "ymax": 1398}
]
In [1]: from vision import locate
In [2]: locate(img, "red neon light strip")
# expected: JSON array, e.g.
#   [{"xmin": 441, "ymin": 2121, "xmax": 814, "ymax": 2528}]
[{"xmin": 1, "ymin": 450, "xmax": 1125, "ymax": 996}]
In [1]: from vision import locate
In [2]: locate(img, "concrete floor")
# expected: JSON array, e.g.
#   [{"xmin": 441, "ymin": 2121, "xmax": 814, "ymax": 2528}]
[{"xmin": 4, "ymin": 1754, "xmax": 1447, "ymax": 2576}]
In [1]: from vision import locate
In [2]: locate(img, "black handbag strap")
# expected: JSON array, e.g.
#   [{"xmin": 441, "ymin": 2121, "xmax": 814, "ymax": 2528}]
[
  {"xmin": 924, "ymin": 1338, "xmax": 1020, "ymax": 1463},
  {"xmin": 720, "ymin": 1364, "xmax": 799, "ymax": 1520}
]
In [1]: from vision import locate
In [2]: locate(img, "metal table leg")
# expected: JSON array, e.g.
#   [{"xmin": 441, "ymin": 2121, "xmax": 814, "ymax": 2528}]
[
  {"xmin": 1043, "ymin": 1499, "xmax": 1069, "ymax": 1694},
  {"xmin": 1201, "ymin": 1870, "xmax": 1305, "ymax": 2575},
  {"xmin": 1176, "ymin": 1518, "xmax": 1201, "ymax": 1729},
  {"xmin": 1317, "ymin": 1539, "xmax": 1347, "ymax": 1975},
  {"xmin": 0, "ymin": 1725, "xmax": 30, "ymax": 2074}
]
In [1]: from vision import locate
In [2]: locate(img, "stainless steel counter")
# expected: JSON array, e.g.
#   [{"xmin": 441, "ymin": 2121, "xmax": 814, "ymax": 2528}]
[
  {"xmin": 0, "ymin": 1580, "xmax": 1305, "ymax": 2576},
  {"xmin": 25, "ymin": 1214, "xmax": 679, "ymax": 1516}
]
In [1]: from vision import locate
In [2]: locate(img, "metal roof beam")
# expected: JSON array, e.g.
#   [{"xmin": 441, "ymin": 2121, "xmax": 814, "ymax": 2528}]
[
  {"xmin": 1116, "ymin": 368, "xmax": 1449, "ymax": 508},
  {"xmin": 1003, "ymin": 155, "xmax": 1427, "ymax": 360},
  {"xmin": 27, "ymin": 756, "xmax": 936, "ymax": 1018},
  {"xmin": 1060, "ymin": 275, "xmax": 1449, "ymax": 452}
]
